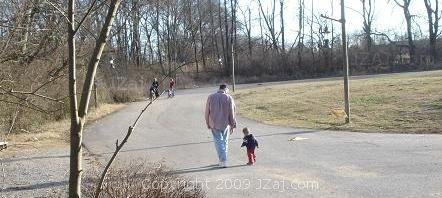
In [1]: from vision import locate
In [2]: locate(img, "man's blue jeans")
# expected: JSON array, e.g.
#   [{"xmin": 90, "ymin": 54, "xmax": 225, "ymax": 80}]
[{"xmin": 211, "ymin": 128, "xmax": 229, "ymax": 163}]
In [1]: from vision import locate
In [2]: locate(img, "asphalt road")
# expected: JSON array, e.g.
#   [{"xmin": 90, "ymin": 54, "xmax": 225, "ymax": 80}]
[{"xmin": 83, "ymin": 84, "xmax": 442, "ymax": 198}]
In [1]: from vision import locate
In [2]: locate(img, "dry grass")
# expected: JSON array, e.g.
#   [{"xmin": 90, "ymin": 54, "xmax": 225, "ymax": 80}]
[
  {"xmin": 5, "ymin": 103, "xmax": 126, "ymax": 151},
  {"xmin": 234, "ymin": 71, "xmax": 442, "ymax": 133},
  {"xmin": 82, "ymin": 161, "xmax": 205, "ymax": 198}
]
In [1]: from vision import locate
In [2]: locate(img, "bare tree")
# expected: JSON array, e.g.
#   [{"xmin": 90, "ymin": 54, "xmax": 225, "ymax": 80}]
[
  {"xmin": 217, "ymin": 0, "xmax": 227, "ymax": 72},
  {"xmin": 198, "ymin": 0, "xmax": 207, "ymax": 71},
  {"xmin": 209, "ymin": 2, "xmax": 222, "ymax": 68},
  {"xmin": 154, "ymin": 1, "xmax": 165, "ymax": 74},
  {"xmin": 280, "ymin": 0, "xmax": 285, "ymax": 53},
  {"xmin": 239, "ymin": 6, "xmax": 252, "ymax": 57},
  {"xmin": 393, "ymin": 0, "xmax": 416, "ymax": 63},
  {"xmin": 258, "ymin": 9, "xmax": 265, "ymax": 51},
  {"xmin": 362, "ymin": 0, "xmax": 375, "ymax": 61},
  {"xmin": 330, "ymin": 0, "xmax": 335, "ymax": 70},
  {"xmin": 130, "ymin": 0, "xmax": 141, "ymax": 66},
  {"xmin": 67, "ymin": 0, "xmax": 122, "ymax": 196},
  {"xmin": 297, "ymin": 0, "xmax": 306, "ymax": 68},
  {"xmin": 310, "ymin": 0, "xmax": 315, "ymax": 67},
  {"xmin": 224, "ymin": 0, "xmax": 232, "ymax": 74},
  {"xmin": 141, "ymin": 13, "xmax": 154, "ymax": 64},
  {"xmin": 257, "ymin": 0, "xmax": 279, "ymax": 52},
  {"xmin": 423, "ymin": 0, "xmax": 440, "ymax": 62}
]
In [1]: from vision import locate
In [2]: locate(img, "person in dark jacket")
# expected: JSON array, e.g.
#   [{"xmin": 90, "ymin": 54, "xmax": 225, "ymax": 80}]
[
  {"xmin": 151, "ymin": 78, "xmax": 160, "ymax": 97},
  {"xmin": 241, "ymin": 127, "xmax": 259, "ymax": 165}
]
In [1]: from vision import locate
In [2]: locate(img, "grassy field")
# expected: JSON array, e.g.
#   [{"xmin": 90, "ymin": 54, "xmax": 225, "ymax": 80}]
[{"xmin": 234, "ymin": 71, "xmax": 442, "ymax": 134}]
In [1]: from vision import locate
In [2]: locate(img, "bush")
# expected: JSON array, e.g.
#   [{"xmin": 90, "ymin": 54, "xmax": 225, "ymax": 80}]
[
  {"xmin": 109, "ymin": 89, "xmax": 142, "ymax": 103},
  {"xmin": 83, "ymin": 162, "xmax": 205, "ymax": 198}
]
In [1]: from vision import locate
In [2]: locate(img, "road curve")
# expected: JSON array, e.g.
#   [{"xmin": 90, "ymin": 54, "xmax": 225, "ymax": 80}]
[{"xmin": 84, "ymin": 84, "xmax": 442, "ymax": 198}]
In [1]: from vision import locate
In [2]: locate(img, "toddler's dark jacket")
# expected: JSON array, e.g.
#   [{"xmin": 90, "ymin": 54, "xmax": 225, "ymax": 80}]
[{"xmin": 241, "ymin": 134, "xmax": 259, "ymax": 150}]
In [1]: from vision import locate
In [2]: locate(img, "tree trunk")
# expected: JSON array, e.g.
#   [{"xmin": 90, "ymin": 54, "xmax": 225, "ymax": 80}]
[
  {"xmin": 297, "ymin": 0, "xmax": 305, "ymax": 71},
  {"xmin": 198, "ymin": 0, "xmax": 207, "ymax": 71},
  {"xmin": 280, "ymin": 0, "xmax": 285, "ymax": 53},
  {"xmin": 217, "ymin": 0, "xmax": 227, "ymax": 72},
  {"xmin": 404, "ymin": 7, "xmax": 415, "ymax": 63},
  {"xmin": 21, "ymin": 1, "xmax": 35, "ymax": 54},
  {"xmin": 165, "ymin": 4, "xmax": 172, "ymax": 75},
  {"xmin": 247, "ymin": 8, "xmax": 252, "ymax": 57},
  {"xmin": 330, "ymin": 0, "xmax": 335, "ymax": 71},
  {"xmin": 131, "ymin": 0, "xmax": 141, "ymax": 66},
  {"xmin": 230, "ymin": 0, "xmax": 237, "ymax": 70},
  {"xmin": 68, "ymin": 0, "xmax": 81, "ymax": 196},
  {"xmin": 362, "ymin": 0, "xmax": 374, "ymax": 64},
  {"xmin": 258, "ymin": 11, "xmax": 265, "ymax": 52},
  {"xmin": 310, "ymin": 0, "xmax": 315, "ymax": 73},
  {"xmin": 224, "ymin": 0, "xmax": 231, "ymax": 75},
  {"xmin": 395, "ymin": 0, "xmax": 415, "ymax": 63},
  {"xmin": 424, "ymin": 0, "xmax": 439, "ymax": 62},
  {"xmin": 210, "ymin": 3, "xmax": 222, "ymax": 69},
  {"xmin": 257, "ymin": 0, "xmax": 279, "ymax": 53},
  {"xmin": 68, "ymin": 1, "xmax": 122, "ymax": 197},
  {"xmin": 154, "ymin": 2, "xmax": 165, "ymax": 74},
  {"xmin": 192, "ymin": 34, "xmax": 199, "ymax": 75},
  {"xmin": 144, "ymin": 26, "xmax": 154, "ymax": 64}
]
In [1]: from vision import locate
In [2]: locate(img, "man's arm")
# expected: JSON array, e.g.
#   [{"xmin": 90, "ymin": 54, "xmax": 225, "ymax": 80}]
[
  {"xmin": 205, "ymin": 96, "xmax": 211, "ymax": 129},
  {"xmin": 228, "ymin": 96, "xmax": 237, "ymax": 129}
]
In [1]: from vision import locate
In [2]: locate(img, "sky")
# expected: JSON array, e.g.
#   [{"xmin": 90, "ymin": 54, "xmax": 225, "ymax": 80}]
[{"xmin": 238, "ymin": 0, "xmax": 433, "ymax": 43}]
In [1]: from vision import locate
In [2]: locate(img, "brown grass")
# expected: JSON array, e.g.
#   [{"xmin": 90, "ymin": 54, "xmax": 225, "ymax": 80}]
[
  {"xmin": 234, "ymin": 71, "xmax": 442, "ymax": 133},
  {"xmin": 4, "ymin": 103, "xmax": 126, "ymax": 151},
  {"xmin": 82, "ymin": 161, "xmax": 205, "ymax": 198}
]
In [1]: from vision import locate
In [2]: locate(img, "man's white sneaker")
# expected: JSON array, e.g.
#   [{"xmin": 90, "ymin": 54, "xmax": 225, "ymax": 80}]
[{"xmin": 219, "ymin": 161, "xmax": 228, "ymax": 168}]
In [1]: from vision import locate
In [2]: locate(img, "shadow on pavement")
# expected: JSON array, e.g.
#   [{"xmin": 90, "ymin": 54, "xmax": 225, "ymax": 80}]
[
  {"xmin": 94, "ymin": 130, "xmax": 318, "ymax": 156},
  {"xmin": 256, "ymin": 130, "xmax": 317, "ymax": 138},
  {"xmin": 0, "ymin": 180, "xmax": 67, "ymax": 193},
  {"xmin": 0, "ymin": 155, "xmax": 69, "ymax": 163},
  {"xmin": 172, "ymin": 164, "xmax": 248, "ymax": 175}
]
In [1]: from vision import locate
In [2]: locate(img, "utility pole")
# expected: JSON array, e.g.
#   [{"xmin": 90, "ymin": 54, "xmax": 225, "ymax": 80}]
[
  {"xmin": 340, "ymin": 0, "xmax": 350, "ymax": 123},
  {"xmin": 94, "ymin": 80, "xmax": 98, "ymax": 109},
  {"xmin": 232, "ymin": 41, "xmax": 236, "ymax": 92},
  {"xmin": 321, "ymin": 0, "xmax": 350, "ymax": 123},
  {"xmin": 231, "ymin": 0, "xmax": 237, "ymax": 92}
]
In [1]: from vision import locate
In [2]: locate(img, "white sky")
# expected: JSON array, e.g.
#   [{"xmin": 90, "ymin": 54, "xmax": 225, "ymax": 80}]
[{"xmin": 238, "ymin": 0, "xmax": 433, "ymax": 43}]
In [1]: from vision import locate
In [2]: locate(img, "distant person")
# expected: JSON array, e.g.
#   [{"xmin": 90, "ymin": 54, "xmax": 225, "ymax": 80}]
[
  {"xmin": 151, "ymin": 78, "xmax": 160, "ymax": 97},
  {"xmin": 241, "ymin": 127, "xmax": 259, "ymax": 165},
  {"xmin": 168, "ymin": 78, "xmax": 175, "ymax": 98},
  {"xmin": 205, "ymin": 84, "xmax": 237, "ymax": 168}
]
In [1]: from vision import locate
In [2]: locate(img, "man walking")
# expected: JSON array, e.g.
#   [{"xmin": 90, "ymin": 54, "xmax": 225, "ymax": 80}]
[{"xmin": 205, "ymin": 84, "xmax": 237, "ymax": 168}]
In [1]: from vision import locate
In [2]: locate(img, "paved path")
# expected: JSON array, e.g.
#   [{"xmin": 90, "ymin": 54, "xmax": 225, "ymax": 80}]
[{"xmin": 84, "ymin": 85, "xmax": 442, "ymax": 198}]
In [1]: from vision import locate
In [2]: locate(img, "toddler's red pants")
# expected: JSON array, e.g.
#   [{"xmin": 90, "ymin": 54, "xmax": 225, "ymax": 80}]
[{"xmin": 247, "ymin": 148, "xmax": 256, "ymax": 163}]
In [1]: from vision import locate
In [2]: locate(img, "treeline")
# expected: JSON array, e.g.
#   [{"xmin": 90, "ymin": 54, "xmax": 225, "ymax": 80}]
[
  {"xmin": 0, "ymin": 0, "xmax": 441, "ymax": 133},
  {"xmin": 102, "ymin": 0, "xmax": 441, "ymax": 81}
]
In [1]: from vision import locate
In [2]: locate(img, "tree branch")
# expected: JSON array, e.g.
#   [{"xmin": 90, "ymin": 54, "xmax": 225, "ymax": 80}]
[
  {"xmin": 78, "ymin": 0, "xmax": 122, "ymax": 119},
  {"xmin": 8, "ymin": 90, "xmax": 64, "ymax": 103},
  {"xmin": 43, "ymin": 0, "xmax": 70, "ymax": 22},
  {"xmin": 371, "ymin": 32, "xmax": 396, "ymax": 44},
  {"xmin": 0, "ymin": 99, "xmax": 52, "ymax": 114},
  {"xmin": 94, "ymin": 60, "xmax": 193, "ymax": 198},
  {"xmin": 73, "ymin": 0, "xmax": 99, "ymax": 34},
  {"xmin": 94, "ymin": 90, "xmax": 165, "ymax": 198}
]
